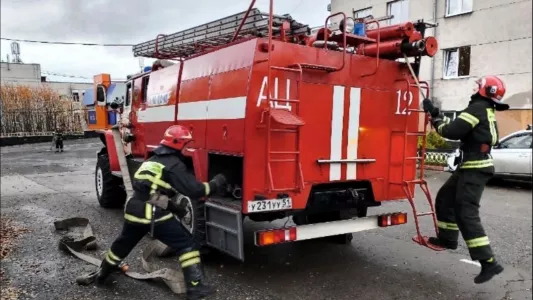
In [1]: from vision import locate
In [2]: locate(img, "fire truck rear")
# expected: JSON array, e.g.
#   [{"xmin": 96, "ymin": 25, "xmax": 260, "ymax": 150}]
[{"xmin": 94, "ymin": 1, "xmax": 444, "ymax": 261}]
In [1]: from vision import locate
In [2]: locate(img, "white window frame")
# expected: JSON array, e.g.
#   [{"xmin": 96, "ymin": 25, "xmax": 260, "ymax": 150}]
[
  {"xmin": 353, "ymin": 7, "xmax": 373, "ymax": 19},
  {"xmin": 445, "ymin": 0, "xmax": 473, "ymax": 17},
  {"xmin": 442, "ymin": 46, "xmax": 471, "ymax": 79},
  {"xmin": 387, "ymin": 0, "xmax": 409, "ymax": 25}
]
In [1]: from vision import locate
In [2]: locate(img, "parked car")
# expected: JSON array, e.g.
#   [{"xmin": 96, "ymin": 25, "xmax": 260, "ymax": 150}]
[{"xmin": 447, "ymin": 127, "xmax": 532, "ymax": 182}]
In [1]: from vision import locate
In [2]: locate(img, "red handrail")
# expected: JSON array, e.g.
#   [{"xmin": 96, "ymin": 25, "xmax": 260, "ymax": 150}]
[
  {"xmin": 361, "ymin": 20, "xmax": 381, "ymax": 77},
  {"xmin": 323, "ymin": 12, "xmax": 347, "ymax": 72}
]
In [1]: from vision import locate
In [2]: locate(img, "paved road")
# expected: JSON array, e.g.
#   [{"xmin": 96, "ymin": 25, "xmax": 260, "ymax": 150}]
[{"xmin": 1, "ymin": 139, "xmax": 531, "ymax": 300}]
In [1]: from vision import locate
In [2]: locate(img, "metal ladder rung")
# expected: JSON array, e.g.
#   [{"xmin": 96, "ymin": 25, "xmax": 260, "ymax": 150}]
[
  {"xmin": 270, "ymin": 151, "xmax": 300, "ymax": 154},
  {"xmin": 271, "ymin": 66, "xmax": 302, "ymax": 73},
  {"xmin": 270, "ymin": 158, "xmax": 297, "ymax": 162},
  {"xmin": 417, "ymin": 212, "xmax": 435, "ymax": 217},
  {"xmin": 406, "ymin": 132, "xmax": 426, "ymax": 136},
  {"xmin": 269, "ymin": 98, "xmax": 300, "ymax": 103},
  {"xmin": 270, "ymin": 128, "xmax": 298, "ymax": 133},
  {"xmin": 405, "ymin": 156, "xmax": 423, "ymax": 160}
]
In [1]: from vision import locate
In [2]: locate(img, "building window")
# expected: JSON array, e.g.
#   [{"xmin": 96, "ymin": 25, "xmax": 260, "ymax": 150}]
[
  {"xmin": 443, "ymin": 46, "xmax": 471, "ymax": 79},
  {"xmin": 446, "ymin": 0, "xmax": 473, "ymax": 17},
  {"xmin": 72, "ymin": 92, "xmax": 79, "ymax": 102},
  {"xmin": 354, "ymin": 7, "xmax": 372, "ymax": 19},
  {"xmin": 387, "ymin": 0, "xmax": 409, "ymax": 25}
]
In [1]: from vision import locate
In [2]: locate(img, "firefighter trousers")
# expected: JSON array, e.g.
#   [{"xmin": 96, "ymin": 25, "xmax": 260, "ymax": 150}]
[
  {"xmin": 55, "ymin": 139, "xmax": 63, "ymax": 150},
  {"xmin": 106, "ymin": 216, "xmax": 195, "ymax": 266},
  {"xmin": 434, "ymin": 168, "xmax": 494, "ymax": 261}
]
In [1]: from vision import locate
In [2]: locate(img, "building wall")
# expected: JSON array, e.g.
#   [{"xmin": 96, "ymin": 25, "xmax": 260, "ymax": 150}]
[
  {"xmin": 0, "ymin": 62, "xmax": 92, "ymax": 104},
  {"xmin": 431, "ymin": 0, "xmax": 532, "ymax": 111},
  {"xmin": 496, "ymin": 109, "xmax": 532, "ymax": 138},
  {"xmin": 0, "ymin": 62, "xmax": 41, "ymax": 83},
  {"xmin": 329, "ymin": 0, "xmax": 532, "ymax": 112}
]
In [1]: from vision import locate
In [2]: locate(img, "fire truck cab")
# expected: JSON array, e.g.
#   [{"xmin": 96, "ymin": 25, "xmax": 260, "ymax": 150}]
[
  {"xmin": 83, "ymin": 73, "xmax": 126, "ymax": 133},
  {"xmin": 95, "ymin": 2, "xmax": 443, "ymax": 261}
]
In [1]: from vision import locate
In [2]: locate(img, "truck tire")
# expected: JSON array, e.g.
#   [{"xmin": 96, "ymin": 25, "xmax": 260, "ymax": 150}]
[
  {"xmin": 158, "ymin": 196, "xmax": 207, "ymax": 257},
  {"xmin": 95, "ymin": 152, "xmax": 127, "ymax": 208}
]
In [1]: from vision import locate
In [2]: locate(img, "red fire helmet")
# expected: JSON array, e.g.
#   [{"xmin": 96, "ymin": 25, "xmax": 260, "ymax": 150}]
[
  {"xmin": 475, "ymin": 75, "xmax": 508, "ymax": 110},
  {"xmin": 160, "ymin": 125, "xmax": 193, "ymax": 151}
]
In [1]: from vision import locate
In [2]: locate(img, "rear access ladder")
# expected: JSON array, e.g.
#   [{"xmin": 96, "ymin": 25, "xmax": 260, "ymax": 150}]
[
  {"xmin": 260, "ymin": 65, "xmax": 305, "ymax": 193},
  {"xmin": 394, "ymin": 79, "xmax": 445, "ymax": 252}
]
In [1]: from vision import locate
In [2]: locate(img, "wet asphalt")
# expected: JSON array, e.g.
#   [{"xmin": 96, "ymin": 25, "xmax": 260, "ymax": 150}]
[{"xmin": 0, "ymin": 139, "xmax": 531, "ymax": 300}]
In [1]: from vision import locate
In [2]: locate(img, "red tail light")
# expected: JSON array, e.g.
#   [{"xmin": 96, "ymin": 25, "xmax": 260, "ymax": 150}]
[
  {"xmin": 378, "ymin": 212, "xmax": 408, "ymax": 227},
  {"xmin": 256, "ymin": 227, "xmax": 297, "ymax": 246}
]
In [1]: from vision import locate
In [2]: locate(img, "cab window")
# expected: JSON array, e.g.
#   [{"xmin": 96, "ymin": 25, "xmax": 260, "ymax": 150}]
[
  {"xmin": 141, "ymin": 76, "xmax": 150, "ymax": 104},
  {"xmin": 125, "ymin": 82, "xmax": 132, "ymax": 107}
]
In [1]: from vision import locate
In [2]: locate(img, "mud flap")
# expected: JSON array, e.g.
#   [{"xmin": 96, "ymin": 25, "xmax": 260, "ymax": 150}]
[
  {"xmin": 205, "ymin": 199, "xmax": 244, "ymax": 261},
  {"xmin": 54, "ymin": 217, "xmax": 186, "ymax": 294}
]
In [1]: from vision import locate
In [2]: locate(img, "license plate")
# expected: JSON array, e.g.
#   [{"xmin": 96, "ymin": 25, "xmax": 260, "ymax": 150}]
[{"xmin": 247, "ymin": 198, "xmax": 293, "ymax": 213}]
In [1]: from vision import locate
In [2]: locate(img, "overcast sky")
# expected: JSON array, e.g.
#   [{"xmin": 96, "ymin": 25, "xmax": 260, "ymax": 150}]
[{"xmin": 1, "ymin": 0, "xmax": 330, "ymax": 83}]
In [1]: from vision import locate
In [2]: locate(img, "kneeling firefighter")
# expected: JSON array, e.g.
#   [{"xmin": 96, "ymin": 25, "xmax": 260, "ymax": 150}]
[
  {"xmin": 84, "ymin": 125, "xmax": 226, "ymax": 300},
  {"xmin": 422, "ymin": 75, "xmax": 508, "ymax": 284}
]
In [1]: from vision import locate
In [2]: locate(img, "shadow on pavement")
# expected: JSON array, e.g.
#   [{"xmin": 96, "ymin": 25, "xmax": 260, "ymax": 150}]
[{"xmin": 487, "ymin": 178, "xmax": 532, "ymax": 190}]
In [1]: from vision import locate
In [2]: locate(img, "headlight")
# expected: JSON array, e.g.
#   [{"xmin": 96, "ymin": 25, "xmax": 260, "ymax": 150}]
[{"xmin": 342, "ymin": 18, "xmax": 355, "ymax": 33}]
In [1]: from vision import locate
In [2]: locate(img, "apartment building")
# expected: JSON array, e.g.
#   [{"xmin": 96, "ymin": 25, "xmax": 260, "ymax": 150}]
[{"xmin": 329, "ymin": 0, "xmax": 532, "ymax": 124}]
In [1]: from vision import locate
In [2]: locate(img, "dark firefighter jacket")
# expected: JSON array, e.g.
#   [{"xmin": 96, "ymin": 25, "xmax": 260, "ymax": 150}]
[
  {"xmin": 124, "ymin": 145, "xmax": 216, "ymax": 224},
  {"xmin": 54, "ymin": 129, "xmax": 64, "ymax": 141},
  {"xmin": 433, "ymin": 94, "xmax": 499, "ymax": 170}
]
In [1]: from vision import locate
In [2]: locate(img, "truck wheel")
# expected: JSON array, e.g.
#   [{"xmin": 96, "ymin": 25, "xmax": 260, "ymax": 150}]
[
  {"xmin": 95, "ymin": 153, "xmax": 127, "ymax": 208},
  {"xmin": 158, "ymin": 196, "xmax": 207, "ymax": 257}
]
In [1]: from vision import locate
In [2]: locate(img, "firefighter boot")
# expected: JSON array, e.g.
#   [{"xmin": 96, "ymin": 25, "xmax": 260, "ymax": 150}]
[
  {"xmin": 96, "ymin": 258, "xmax": 120, "ymax": 284},
  {"xmin": 474, "ymin": 258, "xmax": 504, "ymax": 284},
  {"xmin": 75, "ymin": 259, "xmax": 118, "ymax": 286},
  {"xmin": 179, "ymin": 250, "xmax": 215, "ymax": 300},
  {"xmin": 428, "ymin": 237, "xmax": 458, "ymax": 250}
]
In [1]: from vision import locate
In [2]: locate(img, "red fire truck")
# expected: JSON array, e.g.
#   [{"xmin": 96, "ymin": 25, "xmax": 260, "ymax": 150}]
[{"xmin": 94, "ymin": 1, "xmax": 443, "ymax": 261}]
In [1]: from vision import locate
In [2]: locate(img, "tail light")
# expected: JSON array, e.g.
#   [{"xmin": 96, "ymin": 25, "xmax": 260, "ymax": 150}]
[
  {"xmin": 256, "ymin": 227, "xmax": 297, "ymax": 246},
  {"xmin": 378, "ymin": 212, "xmax": 408, "ymax": 227}
]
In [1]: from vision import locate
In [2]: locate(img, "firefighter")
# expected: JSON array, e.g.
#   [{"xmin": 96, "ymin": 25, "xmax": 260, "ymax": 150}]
[
  {"xmin": 422, "ymin": 75, "xmax": 507, "ymax": 284},
  {"xmin": 53, "ymin": 125, "xmax": 65, "ymax": 152},
  {"xmin": 87, "ymin": 125, "xmax": 226, "ymax": 300}
]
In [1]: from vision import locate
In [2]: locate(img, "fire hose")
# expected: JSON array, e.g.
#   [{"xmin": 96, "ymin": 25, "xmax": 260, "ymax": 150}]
[
  {"xmin": 54, "ymin": 217, "xmax": 186, "ymax": 294},
  {"xmin": 403, "ymin": 53, "xmax": 427, "ymax": 101}
]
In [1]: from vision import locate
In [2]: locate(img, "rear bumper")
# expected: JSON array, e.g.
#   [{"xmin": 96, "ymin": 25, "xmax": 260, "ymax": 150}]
[
  {"xmin": 254, "ymin": 212, "xmax": 407, "ymax": 246},
  {"xmin": 296, "ymin": 216, "xmax": 381, "ymax": 241}
]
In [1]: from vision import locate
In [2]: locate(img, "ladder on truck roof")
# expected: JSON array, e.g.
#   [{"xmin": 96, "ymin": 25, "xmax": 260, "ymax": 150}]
[{"xmin": 132, "ymin": 8, "xmax": 310, "ymax": 59}]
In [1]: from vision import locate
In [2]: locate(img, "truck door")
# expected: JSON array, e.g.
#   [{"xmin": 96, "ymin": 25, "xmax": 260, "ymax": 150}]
[
  {"xmin": 120, "ymin": 81, "xmax": 133, "ymax": 155},
  {"xmin": 129, "ymin": 77, "xmax": 147, "ymax": 157}
]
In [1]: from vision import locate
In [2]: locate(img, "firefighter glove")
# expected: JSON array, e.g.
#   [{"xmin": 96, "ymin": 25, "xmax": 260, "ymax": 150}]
[
  {"xmin": 210, "ymin": 174, "xmax": 227, "ymax": 190},
  {"xmin": 422, "ymin": 98, "xmax": 440, "ymax": 118},
  {"xmin": 147, "ymin": 192, "xmax": 170, "ymax": 210},
  {"xmin": 167, "ymin": 195, "xmax": 189, "ymax": 219}
]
